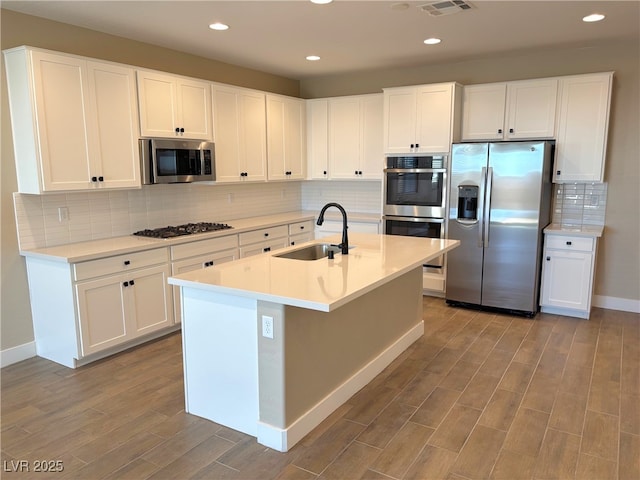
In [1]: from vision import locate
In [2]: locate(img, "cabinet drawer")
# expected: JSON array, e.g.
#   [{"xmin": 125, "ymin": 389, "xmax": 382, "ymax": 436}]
[
  {"xmin": 239, "ymin": 238, "xmax": 289, "ymax": 258},
  {"xmin": 545, "ymin": 235, "xmax": 594, "ymax": 252},
  {"xmin": 290, "ymin": 232, "xmax": 313, "ymax": 246},
  {"xmin": 239, "ymin": 225, "xmax": 288, "ymax": 246},
  {"xmin": 289, "ymin": 220, "xmax": 314, "ymax": 236},
  {"xmin": 171, "ymin": 234, "xmax": 238, "ymax": 261},
  {"xmin": 74, "ymin": 248, "xmax": 169, "ymax": 281}
]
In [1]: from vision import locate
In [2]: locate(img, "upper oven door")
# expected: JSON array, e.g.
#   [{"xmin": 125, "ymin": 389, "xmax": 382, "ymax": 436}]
[{"xmin": 384, "ymin": 155, "xmax": 447, "ymax": 218}]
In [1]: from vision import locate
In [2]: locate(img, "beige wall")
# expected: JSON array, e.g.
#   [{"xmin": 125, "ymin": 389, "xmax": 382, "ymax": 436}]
[
  {"xmin": 0, "ymin": 9, "xmax": 299, "ymax": 351},
  {"xmin": 301, "ymin": 39, "xmax": 640, "ymax": 305}
]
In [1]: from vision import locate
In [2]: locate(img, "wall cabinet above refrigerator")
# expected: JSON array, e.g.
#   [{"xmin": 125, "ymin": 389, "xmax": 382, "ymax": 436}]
[{"xmin": 461, "ymin": 78, "xmax": 558, "ymax": 141}]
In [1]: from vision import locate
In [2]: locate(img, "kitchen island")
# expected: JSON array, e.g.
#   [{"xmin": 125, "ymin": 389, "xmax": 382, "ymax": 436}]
[{"xmin": 168, "ymin": 233, "xmax": 459, "ymax": 452}]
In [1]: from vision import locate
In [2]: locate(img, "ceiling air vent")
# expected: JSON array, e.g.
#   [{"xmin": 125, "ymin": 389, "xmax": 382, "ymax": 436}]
[{"xmin": 419, "ymin": 0, "xmax": 474, "ymax": 16}]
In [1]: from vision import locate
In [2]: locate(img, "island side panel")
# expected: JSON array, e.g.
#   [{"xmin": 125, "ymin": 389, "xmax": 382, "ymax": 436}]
[
  {"xmin": 256, "ymin": 266, "xmax": 423, "ymax": 449},
  {"xmin": 181, "ymin": 287, "xmax": 259, "ymax": 436}
]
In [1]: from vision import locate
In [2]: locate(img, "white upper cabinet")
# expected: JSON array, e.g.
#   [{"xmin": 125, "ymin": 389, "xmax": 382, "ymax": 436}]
[
  {"xmin": 383, "ymin": 83, "xmax": 461, "ymax": 155},
  {"xmin": 266, "ymin": 94, "xmax": 306, "ymax": 181},
  {"xmin": 306, "ymin": 99, "xmax": 329, "ymax": 180},
  {"xmin": 3, "ymin": 46, "xmax": 140, "ymax": 193},
  {"xmin": 554, "ymin": 72, "xmax": 613, "ymax": 183},
  {"xmin": 137, "ymin": 70, "xmax": 212, "ymax": 140},
  {"xmin": 329, "ymin": 94, "xmax": 383, "ymax": 180},
  {"xmin": 212, "ymin": 84, "xmax": 267, "ymax": 183},
  {"xmin": 462, "ymin": 78, "xmax": 558, "ymax": 141}
]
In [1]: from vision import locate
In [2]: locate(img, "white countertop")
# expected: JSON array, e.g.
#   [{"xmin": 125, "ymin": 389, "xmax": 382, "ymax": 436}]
[
  {"xmin": 169, "ymin": 233, "xmax": 459, "ymax": 312},
  {"xmin": 20, "ymin": 211, "xmax": 383, "ymax": 263},
  {"xmin": 544, "ymin": 224, "xmax": 604, "ymax": 238},
  {"xmin": 19, "ymin": 212, "xmax": 317, "ymax": 263}
]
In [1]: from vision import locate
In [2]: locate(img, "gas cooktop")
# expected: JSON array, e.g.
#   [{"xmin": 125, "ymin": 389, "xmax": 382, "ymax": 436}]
[{"xmin": 133, "ymin": 222, "xmax": 233, "ymax": 239}]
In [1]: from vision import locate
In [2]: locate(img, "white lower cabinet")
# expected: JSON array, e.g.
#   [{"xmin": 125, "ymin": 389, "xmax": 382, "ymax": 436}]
[
  {"xmin": 289, "ymin": 220, "xmax": 314, "ymax": 246},
  {"xmin": 171, "ymin": 235, "xmax": 239, "ymax": 323},
  {"xmin": 76, "ymin": 264, "xmax": 172, "ymax": 356},
  {"xmin": 25, "ymin": 247, "xmax": 174, "ymax": 368},
  {"xmin": 540, "ymin": 233, "xmax": 598, "ymax": 319},
  {"xmin": 239, "ymin": 225, "xmax": 289, "ymax": 258}
]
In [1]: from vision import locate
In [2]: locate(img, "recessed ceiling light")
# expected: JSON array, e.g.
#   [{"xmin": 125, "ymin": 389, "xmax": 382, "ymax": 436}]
[
  {"xmin": 310, "ymin": 0, "xmax": 333, "ymax": 4},
  {"xmin": 306, "ymin": 55, "xmax": 321, "ymax": 61},
  {"xmin": 209, "ymin": 22, "xmax": 229, "ymax": 31},
  {"xmin": 583, "ymin": 13, "xmax": 605, "ymax": 22},
  {"xmin": 391, "ymin": 2, "xmax": 410, "ymax": 10},
  {"xmin": 424, "ymin": 38, "xmax": 442, "ymax": 45}
]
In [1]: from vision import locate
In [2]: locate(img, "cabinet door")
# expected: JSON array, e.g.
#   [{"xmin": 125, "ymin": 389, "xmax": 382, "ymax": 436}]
[
  {"xmin": 177, "ymin": 78, "xmax": 212, "ymax": 140},
  {"xmin": 137, "ymin": 70, "xmax": 178, "ymax": 138},
  {"xmin": 128, "ymin": 265, "xmax": 174, "ymax": 337},
  {"xmin": 383, "ymin": 87, "xmax": 417, "ymax": 154},
  {"xmin": 31, "ymin": 50, "xmax": 92, "ymax": 191},
  {"xmin": 461, "ymin": 83, "xmax": 507, "ymax": 141},
  {"xmin": 76, "ymin": 276, "xmax": 128, "ymax": 356},
  {"xmin": 329, "ymin": 97, "xmax": 361, "ymax": 179},
  {"xmin": 306, "ymin": 99, "xmax": 329, "ymax": 179},
  {"xmin": 212, "ymin": 85, "xmax": 242, "ymax": 182},
  {"xmin": 415, "ymin": 84, "xmax": 454, "ymax": 153},
  {"xmin": 541, "ymin": 250, "xmax": 593, "ymax": 311},
  {"xmin": 554, "ymin": 73, "xmax": 613, "ymax": 183},
  {"xmin": 505, "ymin": 79, "xmax": 557, "ymax": 140},
  {"xmin": 87, "ymin": 61, "xmax": 141, "ymax": 189},
  {"xmin": 360, "ymin": 94, "xmax": 384, "ymax": 179},
  {"xmin": 267, "ymin": 95, "xmax": 306, "ymax": 180},
  {"xmin": 240, "ymin": 90, "xmax": 267, "ymax": 181},
  {"xmin": 213, "ymin": 85, "xmax": 266, "ymax": 182}
]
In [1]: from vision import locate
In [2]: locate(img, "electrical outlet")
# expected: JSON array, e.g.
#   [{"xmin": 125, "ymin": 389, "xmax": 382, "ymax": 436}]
[
  {"xmin": 58, "ymin": 207, "xmax": 69, "ymax": 222},
  {"xmin": 261, "ymin": 315, "xmax": 274, "ymax": 339},
  {"xmin": 228, "ymin": 193, "xmax": 234, "ymax": 204}
]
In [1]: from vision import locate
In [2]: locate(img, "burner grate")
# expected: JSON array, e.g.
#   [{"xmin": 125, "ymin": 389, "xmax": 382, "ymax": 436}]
[{"xmin": 133, "ymin": 222, "xmax": 233, "ymax": 239}]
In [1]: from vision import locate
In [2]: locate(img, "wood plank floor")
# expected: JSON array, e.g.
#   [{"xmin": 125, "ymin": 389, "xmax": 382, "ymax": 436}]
[{"xmin": 2, "ymin": 298, "xmax": 639, "ymax": 479}]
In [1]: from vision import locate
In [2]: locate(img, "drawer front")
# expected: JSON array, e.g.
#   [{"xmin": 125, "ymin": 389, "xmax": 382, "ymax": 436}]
[
  {"xmin": 239, "ymin": 225, "xmax": 288, "ymax": 246},
  {"xmin": 545, "ymin": 235, "xmax": 594, "ymax": 252},
  {"xmin": 289, "ymin": 220, "xmax": 314, "ymax": 236},
  {"xmin": 239, "ymin": 238, "xmax": 289, "ymax": 258},
  {"xmin": 172, "ymin": 248, "xmax": 239, "ymax": 274},
  {"xmin": 171, "ymin": 234, "xmax": 238, "ymax": 261},
  {"xmin": 74, "ymin": 248, "xmax": 169, "ymax": 281},
  {"xmin": 289, "ymin": 232, "xmax": 313, "ymax": 246}
]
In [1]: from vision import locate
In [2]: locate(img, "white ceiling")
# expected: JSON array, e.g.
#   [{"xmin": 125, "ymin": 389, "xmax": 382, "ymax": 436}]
[{"xmin": 3, "ymin": 1, "xmax": 639, "ymax": 80}]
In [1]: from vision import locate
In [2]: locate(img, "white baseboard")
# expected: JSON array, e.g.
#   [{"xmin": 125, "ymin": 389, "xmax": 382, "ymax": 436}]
[
  {"xmin": 1, "ymin": 341, "xmax": 36, "ymax": 368},
  {"xmin": 593, "ymin": 295, "xmax": 640, "ymax": 314},
  {"xmin": 257, "ymin": 321, "xmax": 424, "ymax": 452}
]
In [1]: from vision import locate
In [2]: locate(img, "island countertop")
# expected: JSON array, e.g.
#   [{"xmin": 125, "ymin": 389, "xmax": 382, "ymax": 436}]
[{"xmin": 168, "ymin": 233, "xmax": 459, "ymax": 312}]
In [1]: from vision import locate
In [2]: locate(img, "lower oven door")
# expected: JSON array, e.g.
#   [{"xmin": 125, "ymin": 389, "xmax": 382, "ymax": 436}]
[{"xmin": 383, "ymin": 216, "xmax": 445, "ymax": 271}]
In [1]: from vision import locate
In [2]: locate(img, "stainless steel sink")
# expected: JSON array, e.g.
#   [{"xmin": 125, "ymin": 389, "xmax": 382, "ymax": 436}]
[{"xmin": 274, "ymin": 243, "xmax": 347, "ymax": 261}]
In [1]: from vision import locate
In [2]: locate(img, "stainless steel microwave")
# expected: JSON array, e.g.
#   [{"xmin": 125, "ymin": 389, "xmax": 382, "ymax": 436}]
[{"xmin": 139, "ymin": 139, "xmax": 215, "ymax": 184}]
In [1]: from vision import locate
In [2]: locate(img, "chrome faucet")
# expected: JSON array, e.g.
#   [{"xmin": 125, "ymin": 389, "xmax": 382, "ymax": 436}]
[{"xmin": 317, "ymin": 203, "xmax": 349, "ymax": 255}]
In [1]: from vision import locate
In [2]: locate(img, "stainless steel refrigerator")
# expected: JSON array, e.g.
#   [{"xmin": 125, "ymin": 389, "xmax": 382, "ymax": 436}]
[{"xmin": 446, "ymin": 141, "xmax": 553, "ymax": 316}]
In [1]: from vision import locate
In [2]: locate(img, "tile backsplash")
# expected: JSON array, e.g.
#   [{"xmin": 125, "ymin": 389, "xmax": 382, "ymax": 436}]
[
  {"xmin": 301, "ymin": 180, "xmax": 382, "ymax": 214},
  {"xmin": 13, "ymin": 179, "xmax": 384, "ymax": 251},
  {"xmin": 14, "ymin": 182, "xmax": 303, "ymax": 250},
  {"xmin": 551, "ymin": 183, "xmax": 608, "ymax": 227},
  {"xmin": 16, "ymin": 179, "xmax": 597, "ymax": 251}
]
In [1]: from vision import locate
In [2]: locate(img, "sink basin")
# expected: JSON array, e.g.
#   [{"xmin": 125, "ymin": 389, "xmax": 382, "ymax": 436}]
[{"xmin": 274, "ymin": 243, "xmax": 348, "ymax": 261}]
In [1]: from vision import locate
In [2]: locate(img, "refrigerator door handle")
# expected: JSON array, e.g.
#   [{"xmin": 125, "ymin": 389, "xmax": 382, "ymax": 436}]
[
  {"xmin": 484, "ymin": 166, "xmax": 494, "ymax": 247},
  {"xmin": 478, "ymin": 167, "xmax": 487, "ymax": 247}
]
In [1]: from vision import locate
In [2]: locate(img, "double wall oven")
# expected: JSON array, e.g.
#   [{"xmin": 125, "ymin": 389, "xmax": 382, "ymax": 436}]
[{"xmin": 383, "ymin": 155, "xmax": 447, "ymax": 274}]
